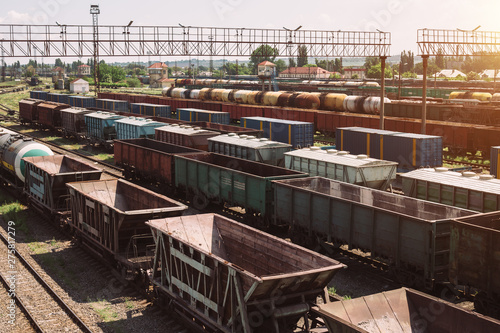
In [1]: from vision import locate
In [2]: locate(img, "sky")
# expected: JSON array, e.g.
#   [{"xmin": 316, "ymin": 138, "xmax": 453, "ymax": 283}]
[{"xmin": 0, "ymin": 0, "xmax": 497, "ymax": 64}]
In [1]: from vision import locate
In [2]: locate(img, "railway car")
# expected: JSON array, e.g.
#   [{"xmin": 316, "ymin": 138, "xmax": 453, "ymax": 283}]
[
  {"xmin": 59, "ymin": 107, "xmax": 93, "ymax": 139},
  {"xmin": 314, "ymin": 287, "xmax": 500, "ymax": 333},
  {"xmin": 208, "ymin": 133, "xmax": 292, "ymax": 166},
  {"xmin": 174, "ymin": 152, "xmax": 308, "ymax": 219},
  {"xmin": 67, "ymin": 95, "xmax": 96, "ymax": 108},
  {"xmin": 19, "ymin": 98, "xmax": 43, "ymax": 124},
  {"xmin": 67, "ymin": 178, "xmax": 187, "ymax": 280},
  {"xmin": 37, "ymin": 101, "xmax": 70, "ymax": 130},
  {"xmin": 450, "ymin": 211, "xmax": 500, "ymax": 317},
  {"xmin": 0, "ymin": 127, "xmax": 54, "ymax": 183},
  {"xmin": 177, "ymin": 108, "xmax": 230, "ymax": 125},
  {"xmin": 114, "ymin": 138, "xmax": 203, "ymax": 185},
  {"xmin": 190, "ymin": 121, "xmax": 262, "ymax": 137},
  {"xmin": 84, "ymin": 111, "xmax": 125, "ymax": 147},
  {"xmin": 155, "ymin": 124, "xmax": 220, "ymax": 150},
  {"xmin": 96, "ymin": 98, "xmax": 129, "ymax": 112},
  {"xmin": 401, "ymin": 168, "xmax": 500, "ymax": 213},
  {"xmin": 130, "ymin": 103, "xmax": 170, "ymax": 118},
  {"xmin": 147, "ymin": 213, "xmax": 346, "ymax": 333},
  {"xmin": 492, "ymin": 146, "xmax": 500, "ymax": 179},
  {"xmin": 23, "ymin": 155, "xmax": 103, "ymax": 221},
  {"xmin": 273, "ymin": 177, "xmax": 475, "ymax": 288},
  {"xmin": 48, "ymin": 92, "xmax": 70, "ymax": 104},
  {"xmin": 30, "ymin": 90, "xmax": 48, "ymax": 100},
  {"xmin": 284, "ymin": 147, "xmax": 397, "ymax": 190},
  {"xmin": 114, "ymin": 117, "xmax": 166, "ymax": 140}
]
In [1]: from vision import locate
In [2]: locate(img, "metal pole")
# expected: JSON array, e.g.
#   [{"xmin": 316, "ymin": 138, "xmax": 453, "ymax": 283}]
[
  {"xmin": 397, "ymin": 61, "xmax": 402, "ymax": 100},
  {"xmin": 421, "ymin": 55, "xmax": 428, "ymax": 134},
  {"xmin": 379, "ymin": 56, "xmax": 387, "ymax": 130}
]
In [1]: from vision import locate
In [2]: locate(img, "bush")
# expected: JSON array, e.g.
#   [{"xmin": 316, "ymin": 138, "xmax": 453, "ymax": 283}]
[{"xmin": 126, "ymin": 77, "xmax": 142, "ymax": 88}]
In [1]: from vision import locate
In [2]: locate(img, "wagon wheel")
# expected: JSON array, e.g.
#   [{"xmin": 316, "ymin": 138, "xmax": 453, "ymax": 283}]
[
  {"xmin": 191, "ymin": 192, "xmax": 209, "ymax": 211},
  {"xmin": 474, "ymin": 292, "xmax": 489, "ymax": 314}
]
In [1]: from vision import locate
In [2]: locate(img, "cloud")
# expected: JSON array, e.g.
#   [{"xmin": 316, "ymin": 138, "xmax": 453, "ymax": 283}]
[{"xmin": 0, "ymin": 10, "xmax": 35, "ymax": 24}]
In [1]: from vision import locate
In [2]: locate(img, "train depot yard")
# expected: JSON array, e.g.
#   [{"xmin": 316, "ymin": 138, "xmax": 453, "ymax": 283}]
[{"xmin": 2, "ymin": 3, "xmax": 500, "ymax": 332}]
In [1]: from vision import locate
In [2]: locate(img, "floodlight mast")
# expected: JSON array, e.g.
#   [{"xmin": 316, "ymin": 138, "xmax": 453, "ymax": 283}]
[{"xmin": 90, "ymin": 4, "xmax": 100, "ymax": 94}]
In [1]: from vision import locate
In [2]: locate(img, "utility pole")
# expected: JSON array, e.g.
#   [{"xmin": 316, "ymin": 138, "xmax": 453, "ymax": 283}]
[
  {"xmin": 90, "ymin": 4, "xmax": 100, "ymax": 94},
  {"xmin": 1, "ymin": 39, "xmax": 5, "ymax": 82}
]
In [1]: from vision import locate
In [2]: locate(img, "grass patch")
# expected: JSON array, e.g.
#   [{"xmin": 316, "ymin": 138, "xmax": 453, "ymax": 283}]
[
  {"xmin": 92, "ymin": 153, "xmax": 115, "ymax": 164},
  {"xmin": 0, "ymin": 90, "xmax": 30, "ymax": 111},
  {"xmin": 0, "ymin": 200, "xmax": 28, "ymax": 234},
  {"xmin": 124, "ymin": 297, "xmax": 135, "ymax": 310},
  {"xmin": 89, "ymin": 298, "xmax": 123, "ymax": 331}
]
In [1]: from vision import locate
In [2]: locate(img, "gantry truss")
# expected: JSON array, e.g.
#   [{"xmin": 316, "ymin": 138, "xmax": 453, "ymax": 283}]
[
  {"xmin": 417, "ymin": 28, "xmax": 500, "ymax": 56},
  {"xmin": 0, "ymin": 24, "xmax": 391, "ymax": 58}
]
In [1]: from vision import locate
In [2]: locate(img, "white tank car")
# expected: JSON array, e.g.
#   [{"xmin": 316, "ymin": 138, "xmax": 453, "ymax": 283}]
[{"xmin": 0, "ymin": 128, "xmax": 54, "ymax": 182}]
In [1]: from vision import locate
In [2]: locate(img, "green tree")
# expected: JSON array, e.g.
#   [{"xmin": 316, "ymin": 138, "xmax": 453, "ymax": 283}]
[
  {"xmin": 364, "ymin": 57, "xmax": 380, "ymax": 70},
  {"xmin": 297, "ymin": 46, "xmax": 308, "ymax": 67},
  {"xmin": 126, "ymin": 77, "xmax": 142, "ymax": 87},
  {"xmin": 55, "ymin": 58, "xmax": 64, "ymax": 68},
  {"xmin": 466, "ymin": 71, "xmax": 480, "ymax": 81},
  {"xmin": 303, "ymin": 64, "xmax": 317, "ymax": 67},
  {"xmin": 330, "ymin": 73, "xmax": 342, "ymax": 79},
  {"xmin": 351, "ymin": 74, "xmax": 359, "ymax": 79},
  {"xmin": 275, "ymin": 59, "xmax": 287, "ymax": 74},
  {"xmin": 288, "ymin": 58, "xmax": 296, "ymax": 68},
  {"xmin": 249, "ymin": 44, "xmax": 279, "ymax": 74},
  {"xmin": 402, "ymin": 71, "xmax": 417, "ymax": 78},
  {"xmin": 400, "ymin": 50, "xmax": 415, "ymax": 73},
  {"xmin": 366, "ymin": 63, "xmax": 392, "ymax": 78},
  {"xmin": 25, "ymin": 65, "xmax": 35, "ymax": 77},
  {"xmin": 414, "ymin": 60, "xmax": 441, "ymax": 75}
]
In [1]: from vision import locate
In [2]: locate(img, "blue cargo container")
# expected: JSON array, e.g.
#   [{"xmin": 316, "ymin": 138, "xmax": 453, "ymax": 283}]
[
  {"xmin": 241, "ymin": 116, "xmax": 314, "ymax": 148},
  {"xmin": 336, "ymin": 127, "xmax": 401, "ymax": 159},
  {"xmin": 115, "ymin": 117, "xmax": 166, "ymax": 140},
  {"xmin": 384, "ymin": 133, "xmax": 442, "ymax": 171},
  {"xmin": 96, "ymin": 98, "xmax": 129, "ymax": 112},
  {"xmin": 48, "ymin": 93, "xmax": 69, "ymax": 104},
  {"xmin": 30, "ymin": 91, "xmax": 48, "ymax": 101},
  {"xmin": 178, "ymin": 108, "xmax": 230, "ymax": 125},
  {"xmin": 336, "ymin": 127, "xmax": 442, "ymax": 172},
  {"xmin": 68, "ymin": 95, "xmax": 96, "ymax": 108},
  {"xmin": 84, "ymin": 111, "xmax": 125, "ymax": 143},
  {"xmin": 130, "ymin": 103, "xmax": 170, "ymax": 118},
  {"xmin": 492, "ymin": 146, "xmax": 500, "ymax": 179}
]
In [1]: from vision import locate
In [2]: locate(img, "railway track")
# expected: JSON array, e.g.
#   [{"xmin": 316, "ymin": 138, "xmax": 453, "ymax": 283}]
[
  {"xmin": 443, "ymin": 158, "xmax": 490, "ymax": 171},
  {"xmin": 0, "ymin": 230, "xmax": 93, "ymax": 333}
]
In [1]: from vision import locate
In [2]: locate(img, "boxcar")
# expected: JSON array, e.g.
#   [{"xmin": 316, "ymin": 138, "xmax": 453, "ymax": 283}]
[
  {"xmin": 47, "ymin": 92, "xmax": 69, "ymax": 104},
  {"xmin": 19, "ymin": 98, "xmax": 43, "ymax": 124},
  {"xmin": 241, "ymin": 116, "xmax": 314, "ymax": 148},
  {"xmin": 30, "ymin": 90, "xmax": 48, "ymax": 101},
  {"xmin": 190, "ymin": 121, "xmax": 263, "ymax": 137},
  {"xmin": 491, "ymin": 146, "xmax": 500, "ymax": 179},
  {"xmin": 84, "ymin": 111, "xmax": 125, "ymax": 146},
  {"xmin": 314, "ymin": 288, "xmax": 500, "ymax": 333},
  {"xmin": 273, "ymin": 177, "xmax": 476, "ymax": 288},
  {"xmin": 401, "ymin": 168, "xmax": 500, "ymax": 213},
  {"xmin": 284, "ymin": 147, "xmax": 397, "ymax": 190},
  {"xmin": 450, "ymin": 211, "xmax": 500, "ymax": 317},
  {"xmin": 37, "ymin": 102, "xmax": 70, "ymax": 129},
  {"xmin": 130, "ymin": 103, "xmax": 170, "ymax": 118},
  {"xmin": 115, "ymin": 117, "xmax": 166, "ymax": 140},
  {"xmin": 60, "ymin": 107, "xmax": 93, "ymax": 139},
  {"xmin": 155, "ymin": 124, "xmax": 220, "ymax": 151},
  {"xmin": 208, "ymin": 133, "xmax": 292, "ymax": 166},
  {"xmin": 148, "ymin": 213, "xmax": 345, "ymax": 333},
  {"xmin": 67, "ymin": 179, "xmax": 187, "ymax": 274},
  {"xmin": 96, "ymin": 98, "xmax": 129, "ymax": 112},
  {"xmin": 174, "ymin": 152, "xmax": 308, "ymax": 219},
  {"xmin": 114, "ymin": 138, "xmax": 203, "ymax": 185},
  {"xmin": 68, "ymin": 95, "xmax": 96, "ymax": 108},
  {"xmin": 23, "ymin": 155, "xmax": 102, "ymax": 220},
  {"xmin": 177, "ymin": 108, "xmax": 230, "ymax": 125}
]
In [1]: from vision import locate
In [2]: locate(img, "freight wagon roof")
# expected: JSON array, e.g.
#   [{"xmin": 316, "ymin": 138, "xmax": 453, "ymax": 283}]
[
  {"xmin": 147, "ymin": 214, "xmax": 345, "ymax": 280},
  {"xmin": 85, "ymin": 111, "xmax": 125, "ymax": 120},
  {"xmin": 96, "ymin": 98, "xmax": 128, "ymax": 103},
  {"xmin": 337, "ymin": 127, "xmax": 401, "ymax": 135},
  {"xmin": 23, "ymin": 155, "xmax": 102, "ymax": 175},
  {"xmin": 19, "ymin": 98, "xmax": 42, "ymax": 105},
  {"xmin": 130, "ymin": 103, "xmax": 169, "ymax": 107},
  {"xmin": 115, "ymin": 117, "xmax": 165, "ymax": 127},
  {"xmin": 401, "ymin": 168, "xmax": 500, "ymax": 194},
  {"xmin": 38, "ymin": 102, "xmax": 69, "ymax": 110},
  {"xmin": 316, "ymin": 287, "xmax": 500, "ymax": 333},
  {"xmin": 155, "ymin": 124, "xmax": 219, "ymax": 136},
  {"xmin": 179, "ymin": 108, "xmax": 228, "ymax": 114},
  {"xmin": 391, "ymin": 132, "xmax": 441, "ymax": 139},
  {"xmin": 285, "ymin": 148, "xmax": 398, "ymax": 167},
  {"xmin": 60, "ymin": 107, "xmax": 93, "ymax": 115},
  {"xmin": 241, "ymin": 116, "xmax": 313, "ymax": 125},
  {"xmin": 208, "ymin": 134, "xmax": 292, "ymax": 148},
  {"xmin": 69, "ymin": 95, "xmax": 95, "ymax": 99},
  {"xmin": 67, "ymin": 179, "xmax": 187, "ymax": 214}
]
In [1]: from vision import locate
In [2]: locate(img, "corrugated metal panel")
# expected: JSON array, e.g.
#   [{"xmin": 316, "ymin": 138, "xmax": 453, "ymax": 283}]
[
  {"xmin": 68, "ymin": 95, "xmax": 96, "ymax": 108},
  {"xmin": 130, "ymin": 103, "xmax": 171, "ymax": 118},
  {"xmin": 60, "ymin": 107, "xmax": 93, "ymax": 135},
  {"xmin": 491, "ymin": 146, "xmax": 500, "ymax": 179},
  {"xmin": 96, "ymin": 98, "xmax": 129, "ymax": 112},
  {"xmin": 30, "ymin": 91, "xmax": 48, "ymax": 100},
  {"xmin": 48, "ymin": 93, "xmax": 69, "ymax": 104},
  {"xmin": 84, "ymin": 112, "xmax": 125, "ymax": 141}
]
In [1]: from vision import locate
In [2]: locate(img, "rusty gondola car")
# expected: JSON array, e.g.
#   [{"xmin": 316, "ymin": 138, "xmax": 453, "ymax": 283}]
[
  {"xmin": 313, "ymin": 288, "xmax": 500, "ymax": 333},
  {"xmin": 67, "ymin": 178, "xmax": 187, "ymax": 280},
  {"xmin": 147, "ymin": 213, "xmax": 346, "ymax": 333}
]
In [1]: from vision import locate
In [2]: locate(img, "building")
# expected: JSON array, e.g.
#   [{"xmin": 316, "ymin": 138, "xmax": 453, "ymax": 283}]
[
  {"xmin": 52, "ymin": 66, "xmax": 65, "ymax": 83},
  {"xmin": 148, "ymin": 62, "xmax": 169, "ymax": 88},
  {"xmin": 279, "ymin": 66, "xmax": 332, "ymax": 79},
  {"xmin": 157, "ymin": 78, "xmax": 175, "ymax": 88},
  {"xmin": 77, "ymin": 64, "xmax": 91, "ymax": 76},
  {"xmin": 257, "ymin": 61, "xmax": 276, "ymax": 78},
  {"xmin": 480, "ymin": 69, "xmax": 500, "ymax": 79},
  {"xmin": 70, "ymin": 78, "xmax": 90, "ymax": 93},
  {"xmin": 435, "ymin": 69, "xmax": 465, "ymax": 78},
  {"xmin": 343, "ymin": 67, "xmax": 366, "ymax": 80}
]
